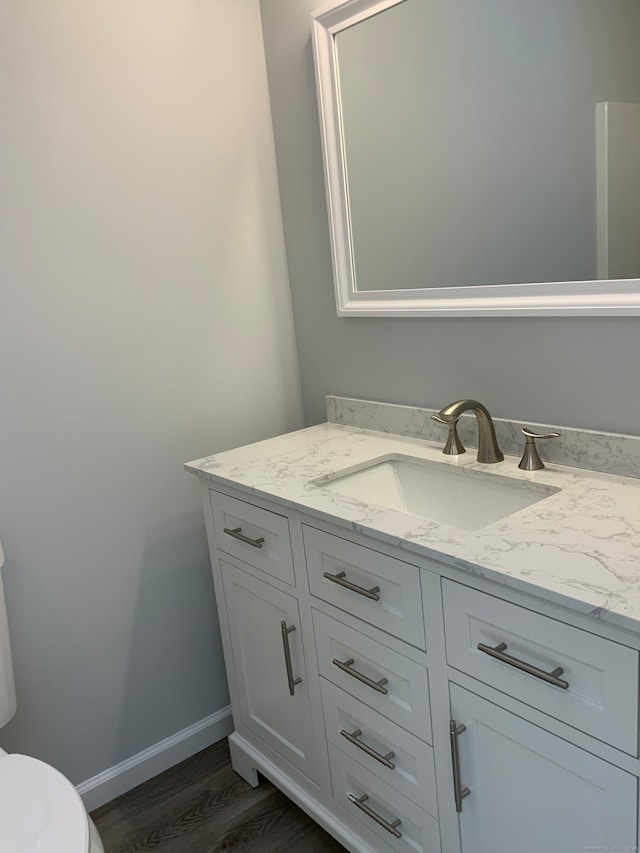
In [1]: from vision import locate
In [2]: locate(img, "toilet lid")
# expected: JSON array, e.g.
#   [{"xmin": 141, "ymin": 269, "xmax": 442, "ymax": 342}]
[{"xmin": 0, "ymin": 754, "xmax": 89, "ymax": 852}]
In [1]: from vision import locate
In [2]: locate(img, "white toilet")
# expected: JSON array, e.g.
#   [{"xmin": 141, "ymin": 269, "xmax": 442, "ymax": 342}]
[{"xmin": 0, "ymin": 540, "xmax": 105, "ymax": 852}]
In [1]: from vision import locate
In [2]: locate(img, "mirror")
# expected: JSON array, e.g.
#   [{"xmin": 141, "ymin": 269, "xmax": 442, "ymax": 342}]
[{"xmin": 312, "ymin": 0, "xmax": 640, "ymax": 316}]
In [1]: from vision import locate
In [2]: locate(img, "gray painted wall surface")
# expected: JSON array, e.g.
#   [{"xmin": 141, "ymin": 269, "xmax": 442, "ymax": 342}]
[
  {"xmin": 259, "ymin": 0, "xmax": 640, "ymax": 435},
  {"xmin": 0, "ymin": 0, "xmax": 302, "ymax": 784}
]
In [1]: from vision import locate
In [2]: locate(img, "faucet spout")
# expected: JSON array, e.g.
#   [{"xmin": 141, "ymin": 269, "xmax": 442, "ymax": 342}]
[{"xmin": 433, "ymin": 399, "xmax": 504, "ymax": 463}]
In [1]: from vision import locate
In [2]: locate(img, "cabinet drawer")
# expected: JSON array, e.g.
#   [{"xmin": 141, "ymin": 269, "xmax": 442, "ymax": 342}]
[
  {"xmin": 443, "ymin": 580, "xmax": 639, "ymax": 755},
  {"xmin": 321, "ymin": 679, "xmax": 437, "ymax": 812},
  {"xmin": 329, "ymin": 745, "xmax": 440, "ymax": 853},
  {"xmin": 314, "ymin": 610, "xmax": 431, "ymax": 743},
  {"xmin": 304, "ymin": 526, "xmax": 425, "ymax": 648},
  {"xmin": 210, "ymin": 491, "xmax": 294, "ymax": 586}
]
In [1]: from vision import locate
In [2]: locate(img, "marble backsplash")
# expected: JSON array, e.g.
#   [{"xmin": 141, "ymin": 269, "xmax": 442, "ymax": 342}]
[{"xmin": 326, "ymin": 396, "xmax": 640, "ymax": 480}]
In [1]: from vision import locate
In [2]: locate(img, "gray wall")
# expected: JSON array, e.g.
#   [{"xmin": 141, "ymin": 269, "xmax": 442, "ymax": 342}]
[
  {"xmin": 259, "ymin": 0, "xmax": 640, "ymax": 435},
  {"xmin": 0, "ymin": 0, "xmax": 302, "ymax": 785}
]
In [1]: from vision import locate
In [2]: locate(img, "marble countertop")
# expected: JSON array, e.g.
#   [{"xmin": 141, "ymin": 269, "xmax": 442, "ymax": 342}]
[{"xmin": 186, "ymin": 422, "xmax": 640, "ymax": 635}]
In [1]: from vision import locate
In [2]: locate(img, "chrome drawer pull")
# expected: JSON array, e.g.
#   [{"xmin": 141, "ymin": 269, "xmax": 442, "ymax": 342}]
[
  {"xmin": 223, "ymin": 526, "xmax": 265, "ymax": 549},
  {"xmin": 323, "ymin": 570, "xmax": 380, "ymax": 601},
  {"xmin": 449, "ymin": 720, "xmax": 470, "ymax": 813},
  {"xmin": 347, "ymin": 793, "xmax": 402, "ymax": 838},
  {"xmin": 340, "ymin": 728, "xmax": 396, "ymax": 769},
  {"xmin": 477, "ymin": 641, "xmax": 569, "ymax": 689},
  {"xmin": 280, "ymin": 622, "xmax": 302, "ymax": 696},
  {"xmin": 332, "ymin": 657, "xmax": 388, "ymax": 694}
]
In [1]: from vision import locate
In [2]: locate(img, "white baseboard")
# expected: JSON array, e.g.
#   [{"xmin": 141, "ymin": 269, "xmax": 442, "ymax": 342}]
[{"xmin": 77, "ymin": 705, "xmax": 233, "ymax": 812}]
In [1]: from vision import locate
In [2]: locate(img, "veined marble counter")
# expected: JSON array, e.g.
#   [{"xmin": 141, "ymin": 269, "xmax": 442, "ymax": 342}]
[{"xmin": 186, "ymin": 422, "xmax": 640, "ymax": 635}]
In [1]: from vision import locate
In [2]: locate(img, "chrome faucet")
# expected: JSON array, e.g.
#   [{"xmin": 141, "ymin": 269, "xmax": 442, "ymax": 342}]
[{"xmin": 432, "ymin": 399, "xmax": 504, "ymax": 463}]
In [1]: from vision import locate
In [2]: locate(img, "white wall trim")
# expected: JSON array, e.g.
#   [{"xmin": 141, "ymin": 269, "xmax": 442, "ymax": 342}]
[{"xmin": 77, "ymin": 706, "xmax": 233, "ymax": 812}]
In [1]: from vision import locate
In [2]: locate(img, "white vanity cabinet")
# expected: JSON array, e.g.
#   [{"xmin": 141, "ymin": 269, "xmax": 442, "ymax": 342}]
[{"xmin": 199, "ymin": 484, "xmax": 640, "ymax": 853}]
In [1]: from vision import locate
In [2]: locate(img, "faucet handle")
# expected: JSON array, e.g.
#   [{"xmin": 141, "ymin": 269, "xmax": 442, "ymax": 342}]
[
  {"xmin": 518, "ymin": 428, "xmax": 560, "ymax": 471},
  {"xmin": 431, "ymin": 414, "xmax": 465, "ymax": 456}
]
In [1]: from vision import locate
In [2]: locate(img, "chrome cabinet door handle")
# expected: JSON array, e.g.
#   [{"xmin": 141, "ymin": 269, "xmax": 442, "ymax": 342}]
[
  {"xmin": 477, "ymin": 641, "xmax": 569, "ymax": 689},
  {"xmin": 323, "ymin": 570, "xmax": 380, "ymax": 601},
  {"xmin": 280, "ymin": 622, "xmax": 302, "ymax": 696},
  {"xmin": 332, "ymin": 657, "xmax": 388, "ymax": 694},
  {"xmin": 347, "ymin": 793, "xmax": 402, "ymax": 838},
  {"xmin": 449, "ymin": 720, "xmax": 470, "ymax": 813},
  {"xmin": 340, "ymin": 728, "xmax": 396, "ymax": 769},
  {"xmin": 223, "ymin": 526, "xmax": 265, "ymax": 549}
]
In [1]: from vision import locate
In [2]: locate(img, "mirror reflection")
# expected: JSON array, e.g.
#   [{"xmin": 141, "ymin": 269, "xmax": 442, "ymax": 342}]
[{"xmin": 335, "ymin": 0, "xmax": 640, "ymax": 291}]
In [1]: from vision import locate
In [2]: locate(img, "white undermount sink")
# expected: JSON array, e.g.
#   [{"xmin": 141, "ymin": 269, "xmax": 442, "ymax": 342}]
[{"xmin": 314, "ymin": 454, "xmax": 559, "ymax": 531}]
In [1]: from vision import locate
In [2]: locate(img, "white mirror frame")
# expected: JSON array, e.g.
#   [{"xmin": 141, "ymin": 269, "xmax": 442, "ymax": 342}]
[{"xmin": 311, "ymin": 0, "xmax": 640, "ymax": 317}]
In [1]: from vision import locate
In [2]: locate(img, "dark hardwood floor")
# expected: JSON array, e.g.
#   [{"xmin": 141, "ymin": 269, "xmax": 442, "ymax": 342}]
[{"xmin": 91, "ymin": 740, "xmax": 348, "ymax": 852}]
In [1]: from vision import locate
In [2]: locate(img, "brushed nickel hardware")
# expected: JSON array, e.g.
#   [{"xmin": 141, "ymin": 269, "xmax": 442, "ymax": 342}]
[
  {"xmin": 518, "ymin": 428, "xmax": 561, "ymax": 471},
  {"xmin": 280, "ymin": 622, "xmax": 302, "ymax": 695},
  {"xmin": 477, "ymin": 641, "xmax": 569, "ymax": 689},
  {"xmin": 223, "ymin": 527, "xmax": 265, "ymax": 549},
  {"xmin": 332, "ymin": 657, "xmax": 389, "ymax": 694},
  {"xmin": 347, "ymin": 793, "xmax": 402, "ymax": 838},
  {"xmin": 323, "ymin": 570, "xmax": 380, "ymax": 601},
  {"xmin": 340, "ymin": 727, "xmax": 396, "ymax": 769},
  {"xmin": 431, "ymin": 414, "xmax": 465, "ymax": 455},
  {"xmin": 449, "ymin": 720, "xmax": 470, "ymax": 813},
  {"xmin": 433, "ymin": 400, "xmax": 503, "ymax": 463}
]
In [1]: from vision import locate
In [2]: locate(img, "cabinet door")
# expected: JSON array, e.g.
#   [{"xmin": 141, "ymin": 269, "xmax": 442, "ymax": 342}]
[
  {"xmin": 221, "ymin": 561, "xmax": 317, "ymax": 780},
  {"xmin": 449, "ymin": 684, "xmax": 637, "ymax": 853}
]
